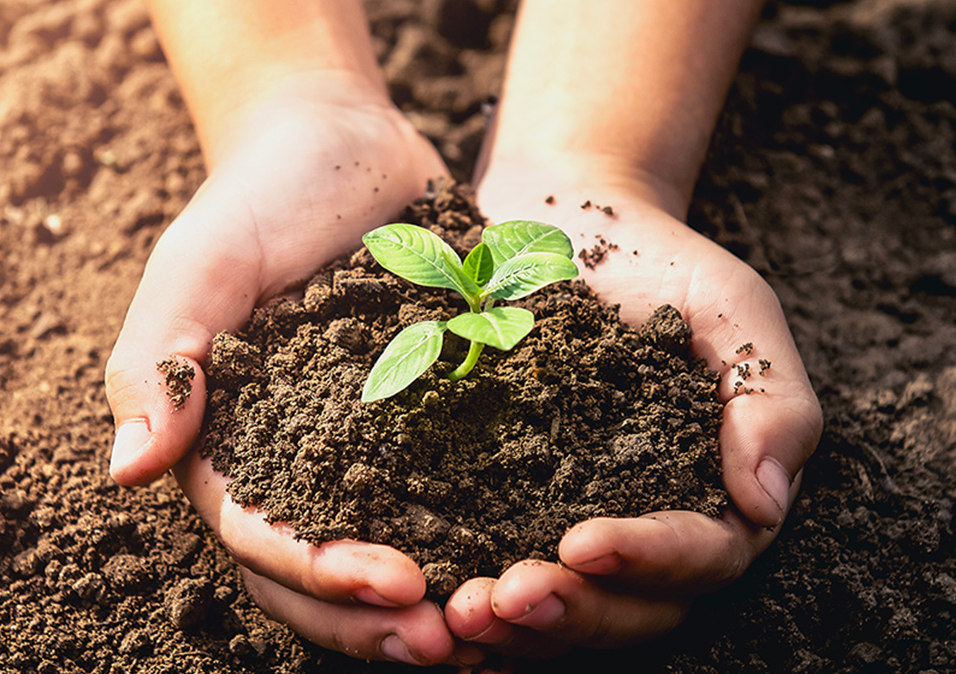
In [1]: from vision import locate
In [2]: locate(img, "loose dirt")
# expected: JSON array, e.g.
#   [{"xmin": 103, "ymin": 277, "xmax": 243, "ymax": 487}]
[
  {"xmin": 200, "ymin": 180, "xmax": 727, "ymax": 600},
  {"xmin": 1, "ymin": 0, "xmax": 955, "ymax": 672}
]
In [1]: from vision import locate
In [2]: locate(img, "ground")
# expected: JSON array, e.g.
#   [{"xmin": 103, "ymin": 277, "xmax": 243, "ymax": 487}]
[{"xmin": 1, "ymin": 0, "xmax": 954, "ymax": 672}]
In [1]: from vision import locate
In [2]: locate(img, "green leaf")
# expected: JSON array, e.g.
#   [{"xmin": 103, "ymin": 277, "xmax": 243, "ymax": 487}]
[
  {"xmin": 482, "ymin": 252, "xmax": 579, "ymax": 301},
  {"xmin": 362, "ymin": 224, "xmax": 479, "ymax": 300},
  {"xmin": 462, "ymin": 242, "xmax": 495, "ymax": 285},
  {"xmin": 447, "ymin": 307, "xmax": 535, "ymax": 351},
  {"xmin": 362, "ymin": 321, "xmax": 447, "ymax": 402},
  {"xmin": 482, "ymin": 220, "xmax": 575, "ymax": 266}
]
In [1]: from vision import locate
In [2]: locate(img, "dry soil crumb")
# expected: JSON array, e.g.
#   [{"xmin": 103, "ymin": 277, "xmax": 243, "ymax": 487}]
[
  {"xmin": 578, "ymin": 235, "xmax": 619, "ymax": 270},
  {"xmin": 200, "ymin": 183, "xmax": 728, "ymax": 600},
  {"xmin": 157, "ymin": 357, "xmax": 195, "ymax": 409},
  {"xmin": 736, "ymin": 342, "xmax": 754, "ymax": 355}
]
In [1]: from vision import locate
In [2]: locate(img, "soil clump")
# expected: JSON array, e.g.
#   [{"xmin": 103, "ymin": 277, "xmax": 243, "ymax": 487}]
[
  {"xmin": 1, "ymin": 0, "xmax": 955, "ymax": 672},
  {"xmin": 200, "ymin": 181, "xmax": 728, "ymax": 599}
]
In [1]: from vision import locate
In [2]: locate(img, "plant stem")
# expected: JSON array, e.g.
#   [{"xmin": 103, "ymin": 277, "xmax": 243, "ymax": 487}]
[{"xmin": 448, "ymin": 340, "xmax": 485, "ymax": 381}]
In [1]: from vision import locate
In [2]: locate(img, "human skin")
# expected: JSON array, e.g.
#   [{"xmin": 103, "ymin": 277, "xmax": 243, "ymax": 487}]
[
  {"xmin": 443, "ymin": 0, "xmax": 822, "ymax": 659},
  {"xmin": 104, "ymin": 0, "xmax": 474, "ymax": 666},
  {"xmin": 104, "ymin": 0, "xmax": 822, "ymax": 667}
]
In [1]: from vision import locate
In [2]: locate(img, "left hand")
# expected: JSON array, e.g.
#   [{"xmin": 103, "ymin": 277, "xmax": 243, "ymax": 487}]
[{"xmin": 443, "ymin": 157, "xmax": 823, "ymax": 658}]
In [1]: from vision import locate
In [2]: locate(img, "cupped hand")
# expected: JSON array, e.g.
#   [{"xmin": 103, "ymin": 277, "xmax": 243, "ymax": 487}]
[
  {"xmin": 104, "ymin": 73, "xmax": 479, "ymax": 666},
  {"xmin": 444, "ymin": 156, "xmax": 823, "ymax": 658}
]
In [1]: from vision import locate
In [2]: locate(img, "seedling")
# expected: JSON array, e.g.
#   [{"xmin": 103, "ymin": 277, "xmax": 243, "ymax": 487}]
[{"xmin": 361, "ymin": 220, "xmax": 579, "ymax": 402}]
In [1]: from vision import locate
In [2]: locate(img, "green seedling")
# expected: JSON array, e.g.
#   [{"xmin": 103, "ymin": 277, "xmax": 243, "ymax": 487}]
[{"xmin": 361, "ymin": 220, "xmax": 579, "ymax": 402}]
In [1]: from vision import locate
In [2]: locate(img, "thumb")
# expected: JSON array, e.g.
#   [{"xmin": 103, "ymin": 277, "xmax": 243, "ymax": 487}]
[
  {"xmin": 696, "ymin": 280, "xmax": 823, "ymax": 529},
  {"xmin": 105, "ymin": 196, "xmax": 260, "ymax": 486},
  {"xmin": 719, "ymin": 384, "xmax": 822, "ymax": 528}
]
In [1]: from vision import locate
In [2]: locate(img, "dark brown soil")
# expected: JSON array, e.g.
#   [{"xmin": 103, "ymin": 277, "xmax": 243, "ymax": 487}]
[
  {"xmin": 2, "ymin": 0, "xmax": 956, "ymax": 672},
  {"xmin": 200, "ymin": 180, "xmax": 727, "ymax": 600},
  {"xmin": 157, "ymin": 357, "xmax": 195, "ymax": 410}
]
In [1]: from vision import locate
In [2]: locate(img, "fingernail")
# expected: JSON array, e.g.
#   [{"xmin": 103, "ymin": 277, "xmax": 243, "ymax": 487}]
[
  {"xmin": 381, "ymin": 634, "xmax": 419, "ymax": 665},
  {"xmin": 461, "ymin": 619, "xmax": 498, "ymax": 641},
  {"xmin": 509, "ymin": 594, "xmax": 565, "ymax": 629},
  {"xmin": 756, "ymin": 458, "xmax": 790, "ymax": 521},
  {"xmin": 110, "ymin": 419, "xmax": 152, "ymax": 476},
  {"xmin": 354, "ymin": 587, "xmax": 402, "ymax": 607},
  {"xmin": 567, "ymin": 552, "xmax": 622, "ymax": 575}
]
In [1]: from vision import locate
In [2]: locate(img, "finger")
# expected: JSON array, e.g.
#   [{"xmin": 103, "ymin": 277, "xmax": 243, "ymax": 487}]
[
  {"xmin": 488, "ymin": 560, "xmax": 688, "ymax": 650},
  {"xmin": 105, "ymin": 188, "xmax": 262, "ymax": 485},
  {"xmin": 690, "ymin": 264, "xmax": 823, "ymax": 528},
  {"xmin": 446, "ymin": 577, "xmax": 566, "ymax": 659},
  {"xmin": 241, "ymin": 568, "xmax": 460, "ymax": 666},
  {"xmin": 446, "ymin": 578, "xmax": 517, "ymax": 644},
  {"xmin": 558, "ymin": 510, "xmax": 778, "ymax": 595},
  {"xmin": 720, "ymin": 385, "xmax": 820, "ymax": 527},
  {"xmin": 174, "ymin": 447, "xmax": 427, "ymax": 607}
]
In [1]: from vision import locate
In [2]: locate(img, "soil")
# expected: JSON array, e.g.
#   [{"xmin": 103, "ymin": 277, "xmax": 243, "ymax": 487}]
[
  {"xmin": 200, "ymin": 179, "xmax": 727, "ymax": 600},
  {"xmin": 1, "ymin": 0, "xmax": 955, "ymax": 673}
]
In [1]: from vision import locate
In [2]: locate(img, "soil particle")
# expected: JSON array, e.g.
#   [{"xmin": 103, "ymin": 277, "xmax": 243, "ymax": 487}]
[
  {"xmin": 164, "ymin": 577, "xmax": 213, "ymax": 629},
  {"xmin": 200, "ymin": 182, "xmax": 728, "ymax": 599},
  {"xmin": 71, "ymin": 572, "xmax": 106, "ymax": 602},
  {"xmin": 157, "ymin": 356, "xmax": 195, "ymax": 409},
  {"xmin": 119, "ymin": 629, "xmax": 152, "ymax": 656},
  {"xmin": 102, "ymin": 553, "xmax": 151, "ymax": 592},
  {"xmin": 577, "ymin": 236, "xmax": 619, "ymax": 270},
  {"xmin": 4, "ymin": 0, "xmax": 956, "ymax": 672}
]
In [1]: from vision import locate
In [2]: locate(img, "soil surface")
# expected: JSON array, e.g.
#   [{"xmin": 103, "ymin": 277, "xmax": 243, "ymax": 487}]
[
  {"xmin": 200, "ymin": 180, "xmax": 727, "ymax": 600},
  {"xmin": 2, "ymin": 0, "xmax": 956, "ymax": 672}
]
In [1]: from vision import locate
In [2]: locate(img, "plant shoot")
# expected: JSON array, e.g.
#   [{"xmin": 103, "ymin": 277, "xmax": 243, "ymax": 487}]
[{"xmin": 361, "ymin": 220, "xmax": 578, "ymax": 402}]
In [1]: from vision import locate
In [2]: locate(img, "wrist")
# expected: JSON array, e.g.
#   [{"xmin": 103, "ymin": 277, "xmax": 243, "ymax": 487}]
[
  {"xmin": 204, "ymin": 69, "xmax": 398, "ymax": 169},
  {"xmin": 148, "ymin": 0, "xmax": 388, "ymax": 161},
  {"xmin": 476, "ymin": 148, "xmax": 691, "ymax": 224}
]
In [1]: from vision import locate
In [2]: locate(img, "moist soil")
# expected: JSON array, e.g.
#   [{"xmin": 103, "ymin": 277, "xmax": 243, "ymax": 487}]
[
  {"xmin": 199, "ymin": 180, "xmax": 727, "ymax": 600},
  {"xmin": 2, "ymin": 0, "xmax": 956, "ymax": 673}
]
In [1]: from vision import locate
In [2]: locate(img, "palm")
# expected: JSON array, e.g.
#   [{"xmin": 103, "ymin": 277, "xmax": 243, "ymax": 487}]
[
  {"xmin": 474, "ymin": 180, "xmax": 821, "ymax": 515},
  {"xmin": 439, "ymin": 174, "xmax": 822, "ymax": 655},
  {"xmin": 183, "ymin": 95, "xmax": 448, "ymax": 311},
  {"xmin": 106, "ymin": 85, "xmax": 461, "ymax": 664}
]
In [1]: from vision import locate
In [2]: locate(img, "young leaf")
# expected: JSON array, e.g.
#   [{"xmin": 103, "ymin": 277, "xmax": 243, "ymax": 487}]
[
  {"xmin": 447, "ymin": 307, "xmax": 535, "ymax": 351},
  {"xmin": 462, "ymin": 242, "xmax": 495, "ymax": 285},
  {"xmin": 362, "ymin": 224, "xmax": 479, "ymax": 300},
  {"xmin": 482, "ymin": 220, "xmax": 575, "ymax": 266},
  {"xmin": 482, "ymin": 252, "xmax": 579, "ymax": 301},
  {"xmin": 362, "ymin": 320, "xmax": 447, "ymax": 402}
]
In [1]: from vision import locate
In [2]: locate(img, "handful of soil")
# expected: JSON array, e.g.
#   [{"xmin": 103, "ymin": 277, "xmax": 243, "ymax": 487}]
[{"xmin": 200, "ymin": 180, "xmax": 728, "ymax": 599}]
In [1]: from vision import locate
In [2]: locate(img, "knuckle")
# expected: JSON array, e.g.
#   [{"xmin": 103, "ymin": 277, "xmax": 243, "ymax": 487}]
[
  {"xmin": 585, "ymin": 610, "xmax": 616, "ymax": 646},
  {"xmin": 327, "ymin": 626, "xmax": 350, "ymax": 656},
  {"xmin": 103, "ymin": 358, "xmax": 139, "ymax": 407},
  {"xmin": 304, "ymin": 546, "xmax": 343, "ymax": 599},
  {"xmin": 709, "ymin": 519, "xmax": 753, "ymax": 587}
]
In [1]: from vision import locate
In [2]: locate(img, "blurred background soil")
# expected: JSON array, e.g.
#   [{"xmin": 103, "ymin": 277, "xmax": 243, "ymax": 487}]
[{"xmin": 1, "ymin": 0, "xmax": 955, "ymax": 672}]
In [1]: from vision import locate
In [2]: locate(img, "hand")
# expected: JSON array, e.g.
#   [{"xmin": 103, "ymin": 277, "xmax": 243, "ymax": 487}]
[
  {"xmin": 104, "ymin": 73, "xmax": 480, "ymax": 666},
  {"xmin": 444, "ymin": 156, "xmax": 823, "ymax": 657}
]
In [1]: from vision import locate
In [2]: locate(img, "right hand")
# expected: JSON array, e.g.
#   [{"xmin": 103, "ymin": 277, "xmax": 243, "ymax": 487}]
[{"xmin": 105, "ymin": 72, "xmax": 480, "ymax": 667}]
